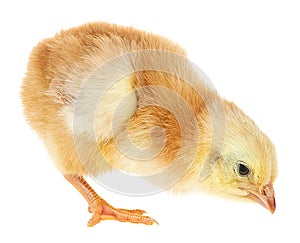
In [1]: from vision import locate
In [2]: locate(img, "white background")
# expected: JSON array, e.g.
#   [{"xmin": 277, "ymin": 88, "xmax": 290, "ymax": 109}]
[{"xmin": 1, "ymin": 0, "xmax": 299, "ymax": 242}]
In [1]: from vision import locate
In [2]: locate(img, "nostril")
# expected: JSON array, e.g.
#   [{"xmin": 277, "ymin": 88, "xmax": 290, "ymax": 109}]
[{"xmin": 263, "ymin": 183, "xmax": 274, "ymax": 197}]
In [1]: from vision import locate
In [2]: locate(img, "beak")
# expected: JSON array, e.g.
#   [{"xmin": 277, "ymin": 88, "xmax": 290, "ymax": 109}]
[{"xmin": 247, "ymin": 182, "xmax": 276, "ymax": 213}]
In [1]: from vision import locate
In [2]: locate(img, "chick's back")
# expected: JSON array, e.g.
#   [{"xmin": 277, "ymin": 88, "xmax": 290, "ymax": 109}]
[{"xmin": 21, "ymin": 22, "xmax": 205, "ymax": 176}]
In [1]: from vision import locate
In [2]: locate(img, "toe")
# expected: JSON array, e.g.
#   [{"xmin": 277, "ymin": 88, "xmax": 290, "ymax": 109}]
[
  {"xmin": 87, "ymin": 213, "xmax": 102, "ymax": 227},
  {"xmin": 115, "ymin": 211, "xmax": 158, "ymax": 225},
  {"xmin": 118, "ymin": 209, "xmax": 147, "ymax": 215}
]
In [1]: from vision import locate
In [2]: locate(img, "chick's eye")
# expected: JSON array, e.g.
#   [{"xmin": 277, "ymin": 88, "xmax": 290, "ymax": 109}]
[{"xmin": 237, "ymin": 163, "xmax": 250, "ymax": 176}]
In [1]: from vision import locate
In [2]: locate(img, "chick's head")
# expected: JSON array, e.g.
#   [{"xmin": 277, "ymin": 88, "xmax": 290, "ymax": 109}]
[{"xmin": 205, "ymin": 102, "xmax": 277, "ymax": 213}]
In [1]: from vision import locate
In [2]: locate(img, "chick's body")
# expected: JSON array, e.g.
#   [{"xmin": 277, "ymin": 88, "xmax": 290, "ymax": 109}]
[{"xmin": 21, "ymin": 22, "xmax": 277, "ymax": 226}]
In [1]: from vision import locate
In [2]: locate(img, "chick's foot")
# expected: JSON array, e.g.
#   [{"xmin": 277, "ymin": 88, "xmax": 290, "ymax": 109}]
[{"xmin": 87, "ymin": 198, "xmax": 158, "ymax": 227}]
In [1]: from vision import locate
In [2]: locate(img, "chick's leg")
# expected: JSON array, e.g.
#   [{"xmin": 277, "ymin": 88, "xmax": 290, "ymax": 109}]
[{"xmin": 64, "ymin": 175, "xmax": 157, "ymax": 226}]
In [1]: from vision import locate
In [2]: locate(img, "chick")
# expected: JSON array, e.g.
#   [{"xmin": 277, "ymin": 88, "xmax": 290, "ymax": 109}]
[{"xmin": 21, "ymin": 22, "xmax": 277, "ymax": 227}]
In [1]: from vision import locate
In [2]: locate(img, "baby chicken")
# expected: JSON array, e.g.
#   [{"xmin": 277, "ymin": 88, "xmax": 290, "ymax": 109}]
[{"xmin": 21, "ymin": 22, "xmax": 277, "ymax": 227}]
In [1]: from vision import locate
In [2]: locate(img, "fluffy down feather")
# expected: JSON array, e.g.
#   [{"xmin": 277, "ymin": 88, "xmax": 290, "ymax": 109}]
[{"xmin": 21, "ymin": 22, "xmax": 277, "ymax": 216}]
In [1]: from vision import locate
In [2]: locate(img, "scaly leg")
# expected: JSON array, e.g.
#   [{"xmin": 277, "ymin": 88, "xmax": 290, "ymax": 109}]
[{"xmin": 64, "ymin": 175, "xmax": 158, "ymax": 227}]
